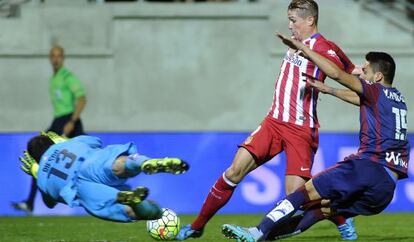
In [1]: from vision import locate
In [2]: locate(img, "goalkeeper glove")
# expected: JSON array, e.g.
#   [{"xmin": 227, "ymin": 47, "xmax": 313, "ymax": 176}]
[
  {"xmin": 41, "ymin": 131, "xmax": 68, "ymax": 143},
  {"xmin": 20, "ymin": 151, "xmax": 39, "ymax": 179}
]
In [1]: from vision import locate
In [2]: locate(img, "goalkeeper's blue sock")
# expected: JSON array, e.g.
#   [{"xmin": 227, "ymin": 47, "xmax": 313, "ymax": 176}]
[
  {"xmin": 125, "ymin": 154, "xmax": 150, "ymax": 176},
  {"xmin": 132, "ymin": 200, "xmax": 162, "ymax": 220}
]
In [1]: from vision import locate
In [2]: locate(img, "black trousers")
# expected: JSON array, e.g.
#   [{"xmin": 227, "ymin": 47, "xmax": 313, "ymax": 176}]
[{"xmin": 47, "ymin": 113, "xmax": 85, "ymax": 138}]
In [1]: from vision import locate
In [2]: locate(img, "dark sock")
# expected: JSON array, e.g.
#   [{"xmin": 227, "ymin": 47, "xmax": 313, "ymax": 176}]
[
  {"xmin": 296, "ymin": 208, "xmax": 325, "ymax": 232},
  {"xmin": 258, "ymin": 186, "xmax": 309, "ymax": 236},
  {"xmin": 330, "ymin": 215, "xmax": 347, "ymax": 226},
  {"xmin": 132, "ymin": 200, "xmax": 162, "ymax": 220},
  {"xmin": 26, "ymin": 177, "xmax": 38, "ymax": 209},
  {"xmin": 265, "ymin": 214, "xmax": 304, "ymax": 240}
]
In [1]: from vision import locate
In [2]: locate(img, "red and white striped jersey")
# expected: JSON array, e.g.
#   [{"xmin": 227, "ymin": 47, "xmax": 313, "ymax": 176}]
[{"xmin": 268, "ymin": 33, "xmax": 354, "ymax": 128}]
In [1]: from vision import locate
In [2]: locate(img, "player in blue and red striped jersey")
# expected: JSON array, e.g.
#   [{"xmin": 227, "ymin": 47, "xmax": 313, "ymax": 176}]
[{"xmin": 220, "ymin": 33, "xmax": 410, "ymax": 242}]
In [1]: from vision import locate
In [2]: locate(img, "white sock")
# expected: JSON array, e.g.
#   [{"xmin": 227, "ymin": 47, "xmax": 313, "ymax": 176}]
[
  {"xmin": 248, "ymin": 227, "xmax": 263, "ymax": 240},
  {"xmin": 266, "ymin": 199, "xmax": 295, "ymax": 222}
]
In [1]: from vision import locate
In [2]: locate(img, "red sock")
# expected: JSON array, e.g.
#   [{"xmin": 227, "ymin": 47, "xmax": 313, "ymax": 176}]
[
  {"xmin": 302, "ymin": 200, "xmax": 322, "ymax": 210},
  {"xmin": 330, "ymin": 215, "xmax": 346, "ymax": 226},
  {"xmin": 191, "ymin": 174, "xmax": 236, "ymax": 230}
]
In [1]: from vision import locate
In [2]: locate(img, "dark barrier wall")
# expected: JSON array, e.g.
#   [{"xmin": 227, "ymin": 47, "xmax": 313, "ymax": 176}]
[{"xmin": 1, "ymin": 132, "xmax": 413, "ymax": 216}]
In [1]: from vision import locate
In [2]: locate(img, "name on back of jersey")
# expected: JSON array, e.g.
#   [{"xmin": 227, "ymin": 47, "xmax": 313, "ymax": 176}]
[
  {"xmin": 383, "ymin": 89, "xmax": 405, "ymax": 103},
  {"xmin": 41, "ymin": 149, "xmax": 59, "ymax": 173}
]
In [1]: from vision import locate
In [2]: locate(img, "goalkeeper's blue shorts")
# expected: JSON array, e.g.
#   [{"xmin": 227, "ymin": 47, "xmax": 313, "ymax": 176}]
[
  {"xmin": 76, "ymin": 178, "xmax": 132, "ymax": 222},
  {"xmin": 75, "ymin": 153, "xmax": 132, "ymax": 222}
]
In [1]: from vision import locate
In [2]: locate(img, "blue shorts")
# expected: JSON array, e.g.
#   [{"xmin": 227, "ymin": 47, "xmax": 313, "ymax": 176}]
[
  {"xmin": 312, "ymin": 159, "xmax": 396, "ymax": 217},
  {"xmin": 75, "ymin": 153, "xmax": 132, "ymax": 222}
]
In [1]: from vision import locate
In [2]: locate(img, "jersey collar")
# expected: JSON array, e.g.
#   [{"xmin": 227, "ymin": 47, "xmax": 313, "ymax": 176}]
[{"xmin": 302, "ymin": 33, "xmax": 321, "ymax": 44}]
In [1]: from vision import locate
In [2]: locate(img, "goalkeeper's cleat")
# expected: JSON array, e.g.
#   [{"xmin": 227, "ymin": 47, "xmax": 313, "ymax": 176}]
[
  {"xmin": 338, "ymin": 218, "xmax": 358, "ymax": 241},
  {"xmin": 141, "ymin": 158, "xmax": 189, "ymax": 175},
  {"xmin": 116, "ymin": 186, "xmax": 149, "ymax": 205},
  {"xmin": 221, "ymin": 224, "xmax": 257, "ymax": 242},
  {"xmin": 176, "ymin": 224, "xmax": 204, "ymax": 240},
  {"xmin": 11, "ymin": 201, "xmax": 33, "ymax": 214}
]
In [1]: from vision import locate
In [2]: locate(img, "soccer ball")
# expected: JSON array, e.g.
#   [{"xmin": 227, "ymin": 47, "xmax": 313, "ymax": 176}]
[{"xmin": 146, "ymin": 208, "xmax": 180, "ymax": 240}]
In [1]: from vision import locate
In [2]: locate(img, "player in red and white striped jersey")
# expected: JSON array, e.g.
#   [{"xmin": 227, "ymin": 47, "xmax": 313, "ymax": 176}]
[
  {"xmin": 269, "ymin": 33, "xmax": 354, "ymax": 129},
  {"xmin": 177, "ymin": 1, "xmax": 357, "ymax": 241}
]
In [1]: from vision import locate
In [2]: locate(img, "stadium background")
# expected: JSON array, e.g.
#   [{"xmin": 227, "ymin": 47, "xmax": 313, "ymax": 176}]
[{"xmin": 0, "ymin": 0, "xmax": 413, "ymax": 217}]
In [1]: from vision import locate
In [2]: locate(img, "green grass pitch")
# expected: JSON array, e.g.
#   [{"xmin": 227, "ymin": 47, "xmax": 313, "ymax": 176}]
[{"xmin": 1, "ymin": 213, "xmax": 413, "ymax": 241}]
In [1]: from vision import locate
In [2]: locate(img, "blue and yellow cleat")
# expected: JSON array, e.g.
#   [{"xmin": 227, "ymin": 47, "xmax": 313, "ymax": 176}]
[
  {"xmin": 116, "ymin": 186, "xmax": 149, "ymax": 205},
  {"xmin": 338, "ymin": 218, "xmax": 358, "ymax": 241},
  {"xmin": 176, "ymin": 224, "xmax": 204, "ymax": 240},
  {"xmin": 142, "ymin": 158, "xmax": 189, "ymax": 175},
  {"xmin": 221, "ymin": 224, "xmax": 257, "ymax": 242}
]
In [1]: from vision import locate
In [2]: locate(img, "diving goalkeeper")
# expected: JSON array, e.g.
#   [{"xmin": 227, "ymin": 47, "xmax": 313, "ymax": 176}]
[{"xmin": 20, "ymin": 132, "xmax": 189, "ymax": 222}]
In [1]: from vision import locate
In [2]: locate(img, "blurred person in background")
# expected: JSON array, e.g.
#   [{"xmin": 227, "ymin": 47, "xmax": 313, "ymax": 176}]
[
  {"xmin": 12, "ymin": 45, "xmax": 87, "ymax": 214},
  {"xmin": 407, "ymin": 0, "xmax": 414, "ymax": 21}
]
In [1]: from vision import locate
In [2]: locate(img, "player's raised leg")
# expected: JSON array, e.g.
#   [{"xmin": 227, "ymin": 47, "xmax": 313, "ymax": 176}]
[
  {"xmin": 176, "ymin": 147, "xmax": 258, "ymax": 240},
  {"xmin": 112, "ymin": 154, "xmax": 189, "ymax": 177},
  {"xmin": 141, "ymin": 157, "xmax": 189, "ymax": 175}
]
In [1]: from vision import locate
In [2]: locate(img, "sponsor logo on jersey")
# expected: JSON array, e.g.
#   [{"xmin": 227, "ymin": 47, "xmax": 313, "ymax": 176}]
[
  {"xmin": 284, "ymin": 53, "xmax": 303, "ymax": 67},
  {"xmin": 386, "ymin": 151, "xmax": 408, "ymax": 168}
]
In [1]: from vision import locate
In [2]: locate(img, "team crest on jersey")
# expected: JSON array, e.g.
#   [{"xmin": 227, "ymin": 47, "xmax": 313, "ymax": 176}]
[{"xmin": 245, "ymin": 125, "xmax": 261, "ymax": 145}]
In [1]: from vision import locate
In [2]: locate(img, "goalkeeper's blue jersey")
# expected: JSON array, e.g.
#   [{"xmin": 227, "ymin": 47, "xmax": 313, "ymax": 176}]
[{"xmin": 37, "ymin": 135, "xmax": 135, "ymax": 206}]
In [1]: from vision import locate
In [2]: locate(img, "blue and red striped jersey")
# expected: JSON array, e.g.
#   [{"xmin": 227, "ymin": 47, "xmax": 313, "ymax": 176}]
[{"xmin": 353, "ymin": 79, "xmax": 410, "ymax": 179}]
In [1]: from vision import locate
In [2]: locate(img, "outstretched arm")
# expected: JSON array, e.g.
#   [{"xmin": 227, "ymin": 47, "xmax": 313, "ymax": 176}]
[
  {"xmin": 277, "ymin": 33, "xmax": 363, "ymax": 95},
  {"xmin": 308, "ymin": 79, "xmax": 360, "ymax": 106}
]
